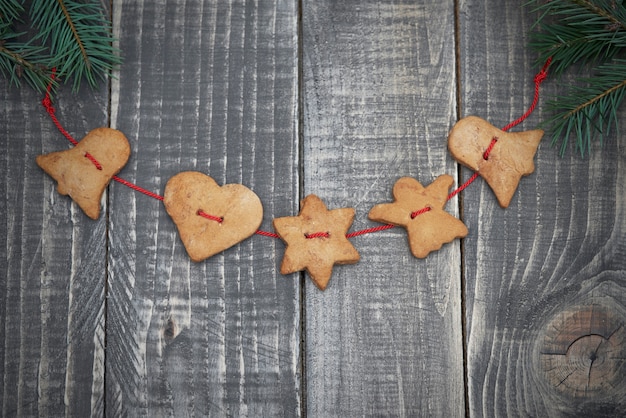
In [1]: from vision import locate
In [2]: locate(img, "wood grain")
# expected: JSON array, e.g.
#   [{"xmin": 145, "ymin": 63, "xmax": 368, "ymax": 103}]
[
  {"xmin": 302, "ymin": 0, "xmax": 464, "ymax": 415},
  {"xmin": 458, "ymin": 0, "xmax": 626, "ymax": 416},
  {"xmin": 1, "ymin": 76, "xmax": 108, "ymax": 415},
  {"xmin": 107, "ymin": 0, "xmax": 301, "ymax": 416},
  {"xmin": 3, "ymin": 0, "xmax": 625, "ymax": 416}
]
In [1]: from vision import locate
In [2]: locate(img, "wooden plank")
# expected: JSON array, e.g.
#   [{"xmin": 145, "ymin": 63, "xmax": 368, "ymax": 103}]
[
  {"xmin": 459, "ymin": 0, "xmax": 626, "ymax": 415},
  {"xmin": 107, "ymin": 0, "xmax": 301, "ymax": 415},
  {"xmin": 302, "ymin": 1, "xmax": 465, "ymax": 415},
  {"xmin": 1, "ymin": 66, "xmax": 108, "ymax": 415}
]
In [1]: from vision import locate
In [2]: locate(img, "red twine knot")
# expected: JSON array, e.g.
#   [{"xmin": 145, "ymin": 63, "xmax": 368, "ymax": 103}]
[
  {"xmin": 534, "ymin": 70, "xmax": 547, "ymax": 84},
  {"xmin": 534, "ymin": 57, "xmax": 552, "ymax": 84},
  {"xmin": 42, "ymin": 96, "xmax": 53, "ymax": 112}
]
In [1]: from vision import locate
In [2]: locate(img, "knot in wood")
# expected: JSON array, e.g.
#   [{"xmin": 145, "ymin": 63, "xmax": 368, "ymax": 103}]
[
  {"xmin": 163, "ymin": 318, "xmax": 177, "ymax": 341},
  {"xmin": 539, "ymin": 304, "xmax": 626, "ymax": 399}
]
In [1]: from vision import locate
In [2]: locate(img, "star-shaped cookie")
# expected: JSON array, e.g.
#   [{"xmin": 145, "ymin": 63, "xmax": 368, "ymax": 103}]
[
  {"xmin": 273, "ymin": 194, "xmax": 360, "ymax": 290},
  {"xmin": 368, "ymin": 175, "xmax": 468, "ymax": 258}
]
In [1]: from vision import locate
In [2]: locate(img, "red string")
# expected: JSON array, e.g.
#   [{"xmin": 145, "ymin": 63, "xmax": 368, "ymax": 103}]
[
  {"xmin": 410, "ymin": 206, "xmax": 431, "ymax": 219},
  {"xmin": 482, "ymin": 137, "xmax": 498, "ymax": 160},
  {"xmin": 256, "ymin": 230, "xmax": 281, "ymax": 238},
  {"xmin": 442, "ymin": 58, "xmax": 551, "ymax": 203},
  {"xmin": 346, "ymin": 224, "xmax": 396, "ymax": 238},
  {"xmin": 110, "ymin": 176, "xmax": 164, "ymax": 201},
  {"xmin": 501, "ymin": 57, "xmax": 552, "ymax": 132},
  {"xmin": 305, "ymin": 232, "xmax": 330, "ymax": 239},
  {"xmin": 85, "ymin": 153, "xmax": 103, "ymax": 170},
  {"xmin": 447, "ymin": 172, "xmax": 479, "ymax": 201},
  {"xmin": 197, "ymin": 209, "xmax": 223, "ymax": 223},
  {"xmin": 42, "ymin": 76, "xmax": 78, "ymax": 146},
  {"xmin": 43, "ymin": 69, "xmax": 166, "ymax": 201},
  {"xmin": 42, "ymin": 59, "xmax": 551, "ymax": 241}
]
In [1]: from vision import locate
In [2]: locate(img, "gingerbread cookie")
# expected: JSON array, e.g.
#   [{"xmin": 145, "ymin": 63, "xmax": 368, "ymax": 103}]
[
  {"xmin": 368, "ymin": 175, "xmax": 468, "ymax": 258},
  {"xmin": 163, "ymin": 171, "xmax": 263, "ymax": 262},
  {"xmin": 447, "ymin": 116, "xmax": 543, "ymax": 208},
  {"xmin": 273, "ymin": 194, "xmax": 360, "ymax": 290},
  {"xmin": 36, "ymin": 127, "xmax": 131, "ymax": 219}
]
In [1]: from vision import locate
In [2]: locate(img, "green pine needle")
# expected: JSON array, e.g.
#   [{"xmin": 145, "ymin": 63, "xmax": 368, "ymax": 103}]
[
  {"xmin": 0, "ymin": 1, "xmax": 54, "ymax": 92},
  {"xmin": 544, "ymin": 60, "xmax": 626, "ymax": 156},
  {"xmin": 528, "ymin": 0, "xmax": 626, "ymax": 156},
  {"xmin": 0, "ymin": 34, "xmax": 55, "ymax": 92},
  {"xmin": 0, "ymin": 0, "xmax": 120, "ymax": 93},
  {"xmin": 30, "ymin": 0, "xmax": 121, "ymax": 91},
  {"xmin": 0, "ymin": 0, "xmax": 24, "ymax": 22}
]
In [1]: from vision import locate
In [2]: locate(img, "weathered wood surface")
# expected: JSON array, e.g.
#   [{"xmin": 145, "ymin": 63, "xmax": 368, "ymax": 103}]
[
  {"xmin": 302, "ymin": 0, "xmax": 464, "ymax": 416},
  {"xmin": 1, "ymin": 7, "xmax": 115, "ymax": 417},
  {"xmin": 106, "ymin": 0, "xmax": 301, "ymax": 416},
  {"xmin": 1, "ymin": 0, "xmax": 625, "ymax": 416},
  {"xmin": 459, "ymin": 1, "xmax": 626, "ymax": 416},
  {"xmin": 1, "ymin": 71, "xmax": 109, "ymax": 415}
]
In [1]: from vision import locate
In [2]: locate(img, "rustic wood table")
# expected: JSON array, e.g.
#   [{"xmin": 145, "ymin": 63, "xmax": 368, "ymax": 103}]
[{"xmin": 2, "ymin": 0, "xmax": 626, "ymax": 416}]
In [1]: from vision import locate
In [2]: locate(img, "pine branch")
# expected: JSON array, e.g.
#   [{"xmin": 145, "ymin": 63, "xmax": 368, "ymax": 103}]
[
  {"xmin": 528, "ymin": 0, "xmax": 626, "ymax": 156},
  {"xmin": 1, "ymin": 0, "xmax": 119, "ymax": 93},
  {"xmin": 0, "ymin": 0, "xmax": 24, "ymax": 22},
  {"xmin": 30, "ymin": 0, "xmax": 121, "ymax": 91},
  {"xmin": 529, "ymin": 0, "xmax": 626, "ymax": 75},
  {"xmin": 0, "ymin": 39, "xmax": 55, "ymax": 92},
  {"xmin": 544, "ymin": 60, "xmax": 626, "ymax": 156},
  {"xmin": 0, "ymin": 1, "xmax": 55, "ymax": 92}
]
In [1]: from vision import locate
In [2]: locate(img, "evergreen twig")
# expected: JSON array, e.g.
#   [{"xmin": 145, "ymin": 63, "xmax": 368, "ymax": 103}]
[
  {"xmin": 30, "ymin": 0, "xmax": 120, "ymax": 91},
  {"xmin": 528, "ymin": 0, "xmax": 626, "ymax": 156},
  {"xmin": 0, "ymin": 0, "xmax": 25, "ymax": 22},
  {"xmin": 0, "ymin": 0, "xmax": 120, "ymax": 93},
  {"xmin": 0, "ymin": 0, "xmax": 54, "ymax": 91},
  {"xmin": 545, "ymin": 60, "xmax": 626, "ymax": 156}
]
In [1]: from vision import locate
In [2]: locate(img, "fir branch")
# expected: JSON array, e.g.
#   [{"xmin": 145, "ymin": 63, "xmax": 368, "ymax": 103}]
[
  {"xmin": 30, "ymin": 0, "xmax": 120, "ymax": 91},
  {"xmin": 529, "ymin": 0, "xmax": 626, "ymax": 75},
  {"xmin": 0, "ymin": 0, "xmax": 119, "ymax": 93},
  {"xmin": 0, "ymin": 1, "xmax": 55, "ymax": 92},
  {"xmin": 544, "ymin": 60, "xmax": 626, "ymax": 156},
  {"xmin": 571, "ymin": 0, "xmax": 626, "ymax": 29},
  {"xmin": 528, "ymin": 0, "xmax": 626, "ymax": 156},
  {"xmin": 56, "ymin": 0, "xmax": 91, "ymax": 71},
  {"xmin": 0, "ymin": 40, "xmax": 54, "ymax": 92},
  {"xmin": 0, "ymin": 0, "xmax": 24, "ymax": 22}
]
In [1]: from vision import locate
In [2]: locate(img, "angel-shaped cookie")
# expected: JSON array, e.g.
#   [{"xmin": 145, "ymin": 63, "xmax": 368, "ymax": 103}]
[{"xmin": 369, "ymin": 175, "xmax": 468, "ymax": 258}]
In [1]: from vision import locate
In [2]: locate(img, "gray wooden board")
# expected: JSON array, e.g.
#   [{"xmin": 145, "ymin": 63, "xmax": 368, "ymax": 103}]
[
  {"xmin": 107, "ymin": 0, "xmax": 300, "ymax": 416},
  {"xmin": 459, "ymin": 0, "xmax": 626, "ymax": 416},
  {"xmin": 3, "ymin": 0, "xmax": 626, "ymax": 416},
  {"xmin": 1, "ymin": 74, "xmax": 108, "ymax": 414},
  {"xmin": 302, "ymin": 0, "xmax": 464, "ymax": 416}
]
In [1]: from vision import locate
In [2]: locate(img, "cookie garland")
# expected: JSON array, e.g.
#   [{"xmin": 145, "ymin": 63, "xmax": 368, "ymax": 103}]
[{"xmin": 38, "ymin": 59, "xmax": 551, "ymax": 291}]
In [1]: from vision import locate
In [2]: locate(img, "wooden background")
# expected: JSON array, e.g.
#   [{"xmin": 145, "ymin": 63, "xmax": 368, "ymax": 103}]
[{"xmin": 2, "ymin": 0, "xmax": 625, "ymax": 416}]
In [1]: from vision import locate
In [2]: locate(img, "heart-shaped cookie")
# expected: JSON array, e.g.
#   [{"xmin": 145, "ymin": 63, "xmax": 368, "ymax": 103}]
[
  {"xmin": 163, "ymin": 171, "xmax": 263, "ymax": 262},
  {"xmin": 36, "ymin": 127, "xmax": 131, "ymax": 219}
]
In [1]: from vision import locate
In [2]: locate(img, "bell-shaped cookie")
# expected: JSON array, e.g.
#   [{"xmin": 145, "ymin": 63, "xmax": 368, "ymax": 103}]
[
  {"xmin": 448, "ymin": 116, "xmax": 543, "ymax": 208},
  {"xmin": 36, "ymin": 127, "xmax": 131, "ymax": 219}
]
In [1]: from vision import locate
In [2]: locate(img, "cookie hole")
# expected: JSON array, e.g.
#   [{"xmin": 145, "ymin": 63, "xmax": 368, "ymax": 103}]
[
  {"xmin": 196, "ymin": 209, "xmax": 224, "ymax": 223},
  {"xmin": 305, "ymin": 232, "xmax": 330, "ymax": 239},
  {"xmin": 483, "ymin": 137, "xmax": 498, "ymax": 160},
  {"xmin": 410, "ymin": 206, "xmax": 431, "ymax": 219}
]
